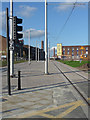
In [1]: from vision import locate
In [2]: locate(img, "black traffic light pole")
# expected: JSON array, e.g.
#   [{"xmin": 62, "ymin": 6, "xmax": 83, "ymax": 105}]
[{"xmin": 6, "ymin": 8, "xmax": 11, "ymax": 95}]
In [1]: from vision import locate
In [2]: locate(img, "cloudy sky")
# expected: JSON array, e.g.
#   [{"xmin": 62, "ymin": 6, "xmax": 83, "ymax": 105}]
[
  {"xmin": 1, "ymin": 0, "xmax": 90, "ymax": 2},
  {"xmin": 0, "ymin": 1, "xmax": 88, "ymax": 56}
]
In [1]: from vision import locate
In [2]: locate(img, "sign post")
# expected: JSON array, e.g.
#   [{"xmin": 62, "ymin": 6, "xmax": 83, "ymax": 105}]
[
  {"xmin": 6, "ymin": 8, "xmax": 11, "ymax": 95},
  {"xmin": 45, "ymin": 0, "xmax": 48, "ymax": 74},
  {"xmin": 10, "ymin": 0, "xmax": 14, "ymax": 77}
]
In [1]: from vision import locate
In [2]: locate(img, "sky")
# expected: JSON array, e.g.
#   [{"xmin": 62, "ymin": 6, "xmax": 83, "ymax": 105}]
[{"xmin": 0, "ymin": 1, "xmax": 88, "ymax": 56}]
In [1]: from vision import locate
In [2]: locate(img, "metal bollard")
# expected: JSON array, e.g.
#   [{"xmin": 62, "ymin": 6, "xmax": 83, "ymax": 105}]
[{"xmin": 18, "ymin": 71, "xmax": 21, "ymax": 90}]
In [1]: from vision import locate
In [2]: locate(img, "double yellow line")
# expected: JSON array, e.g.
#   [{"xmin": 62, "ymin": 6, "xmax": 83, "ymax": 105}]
[{"xmin": 13, "ymin": 100, "xmax": 86, "ymax": 118}]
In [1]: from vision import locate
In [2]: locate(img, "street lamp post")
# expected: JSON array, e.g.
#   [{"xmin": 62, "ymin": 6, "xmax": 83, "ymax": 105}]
[
  {"xmin": 38, "ymin": 43, "xmax": 39, "ymax": 62},
  {"xmin": 36, "ymin": 40, "xmax": 37, "ymax": 62},
  {"xmin": 10, "ymin": 0, "xmax": 14, "ymax": 77},
  {"xmin": 45, "ymin": 0, "xmax": 48, "ymax": 74},
  {"xmin": 48, "ymin": 41, "xmax": 50, "ymax": 63},
  {"xmin": 28, "ymin": 30, "xmax": 31, "ymax": 65}
]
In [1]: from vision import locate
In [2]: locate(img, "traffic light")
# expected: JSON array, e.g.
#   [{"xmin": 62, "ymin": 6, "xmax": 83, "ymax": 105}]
[{"xmin": 13, "ymin": 16, "xmax": 23, "ymax": 41}]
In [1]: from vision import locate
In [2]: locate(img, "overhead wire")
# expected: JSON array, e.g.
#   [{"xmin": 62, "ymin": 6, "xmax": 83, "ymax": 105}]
[{"xmin": 51, "ymin": 1, "xmax": 78, "ymax": 42}]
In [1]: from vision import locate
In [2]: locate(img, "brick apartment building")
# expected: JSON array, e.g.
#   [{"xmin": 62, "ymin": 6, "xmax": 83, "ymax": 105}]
[
  {"xmin": 52, "ymin": 45, "xmax": 90, "ymax": 61},
  {"xmin": 0, "ymin": 35, "xmax": 7, "ymax": 60},
  {"xmin": 61, "ymin": 45, "xmax": 90, "ymax": 61}
]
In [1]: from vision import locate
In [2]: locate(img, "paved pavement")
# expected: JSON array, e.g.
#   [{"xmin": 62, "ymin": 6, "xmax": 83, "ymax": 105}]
[{"xmin": 0, "ymin": 61, "xmax": 90, "ymax": 119}]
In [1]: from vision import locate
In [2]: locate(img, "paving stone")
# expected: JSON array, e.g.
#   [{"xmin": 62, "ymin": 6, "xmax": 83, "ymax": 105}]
[
  {"xmin": 38, "ymin": 100, "xmax": 52, "ymax": 105},
  {"xmin": 1, "ymin": 61, "xmax": 88, "ymax": 118},
  {"xmin": 31, "ymin": 104, "xmax": 43, "ymax": 109},
  {"xmin": 45, "ymin": 106, "xmax": 71, "ymax": 117},
  {"xmin": 27, "ymin": 97, "xmax": 42, "ymax": 102},
  {"xmin": 64, "ymin": 106, "xmax": 87, "ymax": 118}
]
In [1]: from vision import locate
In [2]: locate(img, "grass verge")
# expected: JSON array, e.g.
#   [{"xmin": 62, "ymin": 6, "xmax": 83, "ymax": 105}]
[
  {"xmin": 0, "ymin": 60, "xmax": 28, "ymax": 67},
  {"xmin": 57, "ymin": 60, "xmax": 89, "ymax": 67}
]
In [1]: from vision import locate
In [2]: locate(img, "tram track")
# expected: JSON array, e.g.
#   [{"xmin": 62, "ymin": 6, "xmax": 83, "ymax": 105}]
[
  {"xmin": 58, "ymin": 61, "xmax": 89, "ymax": 81},
  {"xmin": 52, "ymin": 61, "xmax": 90, "ymax": 107}
]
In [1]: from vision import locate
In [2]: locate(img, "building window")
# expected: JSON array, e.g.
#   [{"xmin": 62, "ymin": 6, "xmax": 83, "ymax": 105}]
[
  {"xmin": 72, "ymin": 47, "xmax": 74, "ymax": 51},
  {"xmin": 72, "ymin": 50, "xmax": 74, "ymax": 56},
  {"xmin": 63, "ymin": 47, "xmax": 65, "ymax": 51},
  {"xmin": 63, "ymin": 51, "xmax": 65, "ymax": 55},
  {"xmin": 72, "ymin": 53, "xmax": 74, "ymax": 56},
  {"xmin": 77, "ymin": 55, "xmax": 79, "ymax": 58},
  {"xmin": 68, "ymin": 48, "xmax": 69, "ymax": 51},
  {"xmin": 86, "ymin": 51, "xmax": 88, "ymax": 55},
  {"xmin": 72, "ymin": 56, "xmax": 74, "ymax": 59},
  {"xmin": 67, "ymin": 48, "xmax": 69, "ymax": 55},
  {"xmin": 77, "ymin": 51, "xmax": 78, "ymax": 54},
  {"xmin": 86, "ymin": 47, "xmax": 88, "ymax": 51},
  {"xmin": 67, "ymin": 51, "xmax": 69, "ymax": 55}
]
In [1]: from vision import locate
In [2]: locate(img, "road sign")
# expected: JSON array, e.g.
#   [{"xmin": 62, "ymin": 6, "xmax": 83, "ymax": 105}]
[
  {"xmin": 9, "ymin": 46, "xmax": 14, "ymax": 51},
  {"xmin": 57, "ymin": 43, "xmax": 62, "ymax": 56}
]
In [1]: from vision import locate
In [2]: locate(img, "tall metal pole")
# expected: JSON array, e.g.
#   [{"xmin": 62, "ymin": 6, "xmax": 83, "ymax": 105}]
[
  {"xmin": 10, "ymin": 0, "xmax": 14, "ymax": 77},
  {"xmin": 48, "ymin": 40, "xmax": 50, "ymax": 63},
  {"xmin": 38, "ymin": 43, "xmax": 39, "ymax": 62},
  {"xmin": 49, "ymin": 41, "xmax": 51, "ymax": 61},
  {"xmin": 6, "ymin": 8, "xmax": 11, "ymax": 95},
  {"xmin": 45, "ymin": 0, "xmax": 48, "ymax": 74},
  {"xmin": 28, "ymin": 31, "xmax": 31, "ymax": 64},
  {"xmin": 36, "ymin": 40, "xmax": 37, "ymax": 62}
]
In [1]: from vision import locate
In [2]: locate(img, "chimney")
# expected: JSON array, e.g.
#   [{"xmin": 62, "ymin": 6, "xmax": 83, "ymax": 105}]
[
  {"xmin": 41, "ymin": 41, "xmax": 44, "ymax": 50},
  {"xmin": 53, "ymin": 48, "xmax": 55, "ymax": 57}
]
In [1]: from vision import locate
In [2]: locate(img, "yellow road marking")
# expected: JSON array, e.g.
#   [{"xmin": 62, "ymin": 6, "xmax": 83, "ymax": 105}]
[
  {"xmin": 39, "ymin": 113, "xmax": 54, "ymax": 118},
  {"xmin": 88, "ymin": 98, "xmax": 90, "ymax": 100},
  {"xmin": 16, "ymin": 100, "xmax": 85, "ymax": 118},
  {"xmin": 56, "ymin": 101, "xmax": 84, "ymax": 118}
]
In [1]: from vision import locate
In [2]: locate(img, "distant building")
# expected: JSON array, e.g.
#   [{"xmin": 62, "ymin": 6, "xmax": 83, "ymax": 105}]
[
  {"xmin": 61, "ymin": 45, "xmax": 90, "ymax": 61},
  {"xmin": 41, "ymin": 41, "xmax": 44, "ymax": 50},
  {"xmin": 53, "ymin": 48, "xmax": 55, "ymax": 57},
  {"xmin": 0, "ymin": 35, "xmax": 24, "ymax": 60},
  {"xmin": 0, "ymin": 35, "xmax": 7, "ymax": 60},
  {"xmin": 0, "ymin": 35, "xmax": 45, "ymax": 61},
  {"xmin": 23, "ymin": 45, "xmax": 36, "ymax": 60},
  {"xmin": 23, "ymin": 44, "xmax": 45, "ymax": 61}
]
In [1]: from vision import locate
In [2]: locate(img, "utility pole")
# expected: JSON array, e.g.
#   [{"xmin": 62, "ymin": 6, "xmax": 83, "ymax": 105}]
[
  {"xmin": 28, "ymin": 30, "xmax": 31, "ymax": 64},
  {"xmin": 38, "ymin": 43, "xmax": 39, "ymax": 62},
  {"xmin": 48, "ymin": 40, "xmax": 50, "ymax": 73},
  {"xmin": 10, "ymin": 0, "xmax": 14, "ymax": 77},
  {"xmin": 48, "ymin": 41, "xmax": 50, "ymax": 63},
  {"xmin": 6, "ymin": 8, "xmax": 11, "ymax": 95},
  {"xmin": 36, "ymin": 40, "xmax": 37, "ymax": 62},
  {"xmin": 45, "ymin": 0, "xmax": 48, "ymax": 74}
]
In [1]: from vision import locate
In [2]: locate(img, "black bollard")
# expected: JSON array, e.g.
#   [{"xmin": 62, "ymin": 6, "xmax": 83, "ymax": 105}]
[{"xmin": 18, "ymin": 71, "xmax": 21, "ymax": 90}]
